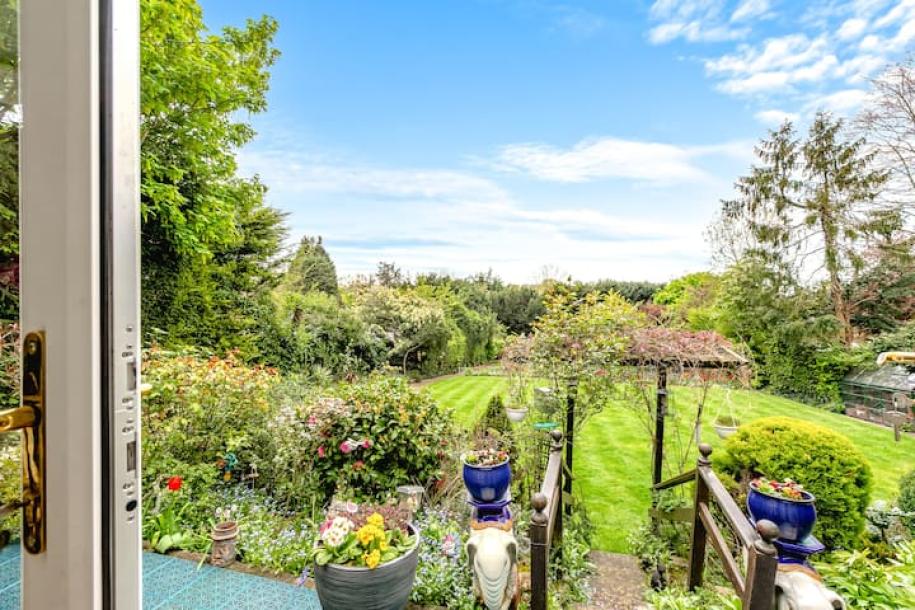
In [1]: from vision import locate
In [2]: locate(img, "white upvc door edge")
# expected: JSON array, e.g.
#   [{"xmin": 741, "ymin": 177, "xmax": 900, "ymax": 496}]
[{"xmin": 19, "ymin": 0, "xmax": 142, "ymax": 608}]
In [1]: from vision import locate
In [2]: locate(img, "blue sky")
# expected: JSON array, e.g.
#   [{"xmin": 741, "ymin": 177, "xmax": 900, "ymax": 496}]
[{"xmin": 200, "ymin": 0, "xmax": 915, "ymax": 283}]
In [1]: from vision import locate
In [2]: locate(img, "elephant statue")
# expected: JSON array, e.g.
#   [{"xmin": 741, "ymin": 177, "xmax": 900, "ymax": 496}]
[
  {"xmin": 467, "ymin": 526, "xmax": 519, "ymax": 610},
  {"xmin": 774, "ymin": 566, "xmax": 845, "ymax": 610}
]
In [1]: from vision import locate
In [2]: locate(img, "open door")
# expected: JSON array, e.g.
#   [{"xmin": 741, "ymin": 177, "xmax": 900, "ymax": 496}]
[{"xmin": 1, "ymin": 0, "xmax": 142, "ymax": 608}]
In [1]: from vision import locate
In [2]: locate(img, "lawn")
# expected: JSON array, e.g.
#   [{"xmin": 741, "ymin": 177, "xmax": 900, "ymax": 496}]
[{"xmin": 426, "ymin": 375, "xmax": 915, "ymax": 553}]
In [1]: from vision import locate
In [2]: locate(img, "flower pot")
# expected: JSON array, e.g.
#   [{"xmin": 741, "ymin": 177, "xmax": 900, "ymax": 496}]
[
  {"xmin": 314, "ymin": 524, "xmax": 420, "ymax": 610},
  {"xmin": 747, "ymin": 485, "xmax": 817, "ymax": 543},
  {"xmin": 714, "ymin": 424, "xmax": 739, "ymax": 439},
  {"xmin": 505, "ymin": 407, "xmax": 528, "ymax": 423},
  {"xmin": 463, "ymin": 458, "xmax": 511, "ymax": 502},
  {"xmin": 210, "ymin": 521, "xmax": 239, "ymax": 567}
]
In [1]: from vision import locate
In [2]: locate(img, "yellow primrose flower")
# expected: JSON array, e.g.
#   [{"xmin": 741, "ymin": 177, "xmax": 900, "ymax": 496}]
[
  {"xmin": 367, "ymin": 513, "xmax": 384, "ymax": 528},
  {"xmin": 379, "ymin": 539, "xmax": 389, "ymax": 552},
  {"xmin": 356, "ymin": 525, "xmax": 376, "ymax": 546},
  {"xmin": 364, "ymin": 549, "xmax": 381, "ymax": 569}
]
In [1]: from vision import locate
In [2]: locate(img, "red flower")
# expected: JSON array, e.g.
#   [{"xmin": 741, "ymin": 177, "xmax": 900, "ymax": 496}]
[
  {"xmin": 166, "ymin": 476, "xmax": 183, "ymax": 492},
  {"xmin": 362, "ymin": 439, "xmax": 373, "ymax": 449},
  {"xmin": 317, "ymin": 445, "xmax": 326, "ymax": 458}
]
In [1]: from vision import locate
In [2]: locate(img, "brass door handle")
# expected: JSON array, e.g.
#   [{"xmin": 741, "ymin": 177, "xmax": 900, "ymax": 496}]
[
  {"xmin": 0, "ymin": 406, "xmax": 37, "ymax": 433},
  {"xmin": 0, "ymin": 331, "xmax": 46, "ymax": 554}
]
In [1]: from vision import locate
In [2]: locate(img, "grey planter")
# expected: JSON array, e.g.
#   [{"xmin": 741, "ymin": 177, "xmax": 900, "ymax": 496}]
[{"xmin": 314, "ymin": 524, "xmax": 420, "ymax": 610}]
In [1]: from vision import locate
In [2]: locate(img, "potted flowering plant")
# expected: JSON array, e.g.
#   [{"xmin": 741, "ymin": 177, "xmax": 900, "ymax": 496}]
[
  {"xmin": 747, "ymin": 477, "xmax": 817, "ymax": 542},
  {"xmin": 310, "ymin": 504, "xmax": 420, "ymax": 610},
  {"xmin": 462, "ymin": 447, "xmax": 511, "ymax": 503}
]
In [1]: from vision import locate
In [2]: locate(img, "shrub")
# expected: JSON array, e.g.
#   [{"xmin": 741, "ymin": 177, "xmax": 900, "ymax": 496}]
[
  {"xmin": 0, "ymin": 323, "xmax": 18, "ymax": 410},
  {"xmin": 409, "ymin": 510, "xmax": 475, "ymax": 609},
  {"xmin": 477, "ymin": 394, "xmax": 511, "ymax": 436},
  {"xmin": 299, "ymin": 375, "xmax": 454, "ymax": 501},
  {"xmin": 899, "ymin": 470, "xmax": 915, "ymax": 515},
  {"xmin": 720, "ymin": 417, "xmax": 872, "ymax": 549},
  {"xmin": 141, "ymin": 349, "xmax": 282, "ymax": 494}
]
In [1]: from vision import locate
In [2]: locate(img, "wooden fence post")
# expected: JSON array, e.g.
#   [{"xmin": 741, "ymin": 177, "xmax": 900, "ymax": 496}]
[
  {"xmin": 743, "ymin": 520, "xmax": 779, "ymax": 610},
  {"xmin": 530, "ymin": 492, "xmax": 549, "ymax": 610},
  {"xmin": 687, "ymin": 443, "xmax": 712, "ymax": 590}
]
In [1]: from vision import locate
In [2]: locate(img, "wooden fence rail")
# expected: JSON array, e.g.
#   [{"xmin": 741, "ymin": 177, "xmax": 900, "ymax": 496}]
[
  {"xmin": 654, "ymin": 443, "xmax": 779, "ymax": 610},
  {"xmin": 529, "ymin": 429, "xmax": 564, "ymax": 610}
]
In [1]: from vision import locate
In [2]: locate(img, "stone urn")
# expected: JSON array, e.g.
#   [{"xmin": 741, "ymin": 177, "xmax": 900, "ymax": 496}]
[{"xmin": 210, "ymin": 521, "xmax": 239, "ymax": 567}]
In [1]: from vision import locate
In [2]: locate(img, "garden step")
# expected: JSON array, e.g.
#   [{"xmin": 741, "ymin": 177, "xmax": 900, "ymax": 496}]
[{"xmin": 577, "ymin": 552, "xmax": 648, "ymax": 610}]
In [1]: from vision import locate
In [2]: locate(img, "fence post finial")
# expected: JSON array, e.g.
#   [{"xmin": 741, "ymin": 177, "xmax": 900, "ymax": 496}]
[
  {"xmin": 754, "ymin": 519, "xmax": 779, "ymax": 556},
  {"xmin": 698, "ymin": 443, "xmax": 713, "ymax": 466},
  {"xmin": 549, "ymin": 429, "xmax": 563, "ymax": 452},
  {"xmin": 531, "ymin": 492, "xmax": 549, "ymax": 525}
]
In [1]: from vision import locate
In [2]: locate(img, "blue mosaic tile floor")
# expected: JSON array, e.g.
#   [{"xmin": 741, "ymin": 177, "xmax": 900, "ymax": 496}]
[{"xmin": 0, "ymin": 543, "xmax": 321, "ymax": 609}]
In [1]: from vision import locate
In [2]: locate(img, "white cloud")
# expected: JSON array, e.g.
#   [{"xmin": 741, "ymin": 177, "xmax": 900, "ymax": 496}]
[
  {"xmin": 807, "ymin": 88, "xmax": 870, "ymax": 112},
  {"xmin": 755, "ymin": 109, "xmax": 800, "ymax": 125},
  {"xmin": 731, "ymin": 0, "xmax": 772, "ymax": 22},
  {"xmin": 648, "ymin": 0, "xmax": 750, "ymax": 43},
  {"xmin": 488, "ymin": 135, "xmax": 747, "ymax": 183},
  {"xmin": 837, "ymin": 17, "xmax": 869, "ymax": 39}
]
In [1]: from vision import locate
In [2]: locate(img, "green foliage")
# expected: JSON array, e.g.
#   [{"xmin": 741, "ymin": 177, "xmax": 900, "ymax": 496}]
[
  {"xmin": 284, "ymin": 236, "xmax": 338, "ymax": 296},
  {"xmin": 647, "ymin": 587, "xmax": 742, "ymax": 610},
  {"xmin": 0, "ymin": 443, "xmax": 20, "ymax": 541},
  {"xmin": 141, "ymin": 349, "xmax": 283, "ymax": 494},
  {"xmin": 816, "ymin": 542, "xmax": 915, "ymax": 609},
  {"xmin": 574, "ymin": 279, "xmax": 663, "ymax": 304},
  {"xmin": 256, "ymin": 290, "xmax": 386, "ymax": 376},
  {"xmin": 547, "ymin": 510, "xmax": 595, "ymax": 608},
  {"xmin": 296, "ymin": 375, "xmax": 453, "ymax": 501},
  {"xmin": 716, "ymin": 255, "xmax": 846, "ymax": 403},
  {"xmin": 489, "ymin": 284, "xmax": 545, "ymax": 334},
  {"xmin": 720, "ymin": 416, "xmax": 872, "ymax": 549},
  {"xmin": 0, "ymin": 323, "xmax": 17, "ymax": 409},
  {"xmin": 653, "ymin": 272, "xmax": 721, "ymax": 331},
  {"xmin": 531, "ymin": 289, "xmax": 643, "ymax": 427},
  {"xmin": 0, "ymin": 0, "xmax": 17, "ymax": 321},
  {"xmin": 899, "ymin": 470, "xmax": 915, "ymax": 518},
  {"xmin": 140, "ymin": 0, "xmax": 286, "ymax": 350},
  {"xmin": 478, "ymin": 393, "xmax": 511, "ymax": 436}
]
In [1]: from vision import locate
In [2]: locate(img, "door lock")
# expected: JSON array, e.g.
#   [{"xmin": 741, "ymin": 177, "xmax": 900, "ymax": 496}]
[{"xmin": 0, "ymin": 331, "xmax": 46, "ymax": 554}]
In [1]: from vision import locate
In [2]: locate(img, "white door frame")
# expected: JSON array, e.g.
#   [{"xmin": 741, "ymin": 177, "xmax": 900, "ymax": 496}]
[{"xmin": 19, "ymin": 0, "xmax": 141, "ymax": 607}]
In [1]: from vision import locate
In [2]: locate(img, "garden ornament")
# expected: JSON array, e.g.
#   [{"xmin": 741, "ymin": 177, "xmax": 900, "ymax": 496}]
[
  {"xmin": 773, "ymin": 565, "xmax": 845, "ymax": 610},
  {"xmin": 467, "ymin": 526, "xmax": 519, "ymax": 610}
]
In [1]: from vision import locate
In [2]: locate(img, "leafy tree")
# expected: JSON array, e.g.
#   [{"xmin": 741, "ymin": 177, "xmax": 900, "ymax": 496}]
[
  {"xmin": 284, "ymin": 235, "xmax": 338, "ymax": 296},
  {"xmin": 489, "ymin": 284, "xmax": 545, "ymax": 334},
  {"xmin": 721, "ymin": 114, "xmax": 889, "ymax": 345},
  {"xmin": 0, "ymin": 0, "xmax": 17, "ymax": 321},
  {"xmin": 716, "ymin": 255, "xmax": 843, "ymax": 402},
  {"xmin": 375, "ymin": 261, "xmax": 407, "ymax": 288},
  {"xmin": 653, "ymin": 272, "xmax": 721, "ymax": 331},
  {"xmin": 858, "ymin": 57, "xmax": 915, "ymax": 208},
  {"xmin": 531, "ymin": 288, "xmax": 644, "ymax": 428},
  {"xmin": 140, "ymin": 0, "xmax": 283, "ymax": 349}
]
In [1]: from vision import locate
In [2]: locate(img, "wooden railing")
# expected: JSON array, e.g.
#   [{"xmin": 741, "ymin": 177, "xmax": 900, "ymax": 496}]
[
  {"xmin": 654, "ymin": 443, "xmax": 779, "ymax": 610},
  {"xmin": 529, "ymin": 429, "xmax": 564, "ymax": 610}
]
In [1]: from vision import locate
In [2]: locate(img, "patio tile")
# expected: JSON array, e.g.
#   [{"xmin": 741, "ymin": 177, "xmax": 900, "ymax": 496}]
[{"xmin": 0, "ymin": 583, "xmax": 19, "ymax": 610}]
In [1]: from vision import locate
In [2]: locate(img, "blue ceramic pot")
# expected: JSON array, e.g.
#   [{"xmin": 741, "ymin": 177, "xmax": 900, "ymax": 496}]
[
  {"xmin": 747, "ymin": 485, "xmax": 817, "ymax": 543},
  {"xmin": 462, "ymin": 459, "xmax": 511, "ymax": 502}
]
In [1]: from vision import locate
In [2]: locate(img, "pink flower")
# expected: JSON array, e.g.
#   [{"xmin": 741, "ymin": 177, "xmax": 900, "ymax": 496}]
[
  {"xmin": 340, "ymin": 441, "xmax": 353, "ymax": 454},
  {"xmin": 307, "ymin": 415, "xmax": 317, "ymax": 427},
  {"xmin": 362, "ymin": 439, "xmax": 373, "ymax": 449},
  {"xmin": 319, "ymin": 518, "xmax": 333, "ymax": 534},
  {"xmin": 317, "ymin": 445, "xmax": 326, "ymax": 458},
  {"xmin": 353, "ymin": 460, "xmax": 365, "ymax": 470}
]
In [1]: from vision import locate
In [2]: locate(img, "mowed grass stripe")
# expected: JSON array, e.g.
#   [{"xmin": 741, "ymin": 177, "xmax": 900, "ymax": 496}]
[{"xmin": 425, "ymin": 375, "xmax": 510, "ymax": 429}]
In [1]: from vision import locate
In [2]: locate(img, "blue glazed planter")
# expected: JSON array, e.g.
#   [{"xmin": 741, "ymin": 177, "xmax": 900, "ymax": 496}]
[
  {"xmin": 747, "ymin": 485, "xmax": 817, "ymax": 543},
  {"xmin": 462, "ymin": 459, "xmax": 511, "ymax": 502}
]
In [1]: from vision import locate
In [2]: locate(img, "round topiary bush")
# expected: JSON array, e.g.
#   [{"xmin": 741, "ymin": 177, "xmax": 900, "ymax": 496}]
[{"xmin": 719, "ymin": 416, "xmax": 872, "ymax": 550}]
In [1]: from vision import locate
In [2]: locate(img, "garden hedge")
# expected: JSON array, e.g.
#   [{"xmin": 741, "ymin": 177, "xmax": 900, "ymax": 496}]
[{"xmin": 719, "ymin": 416, "xmax": 872, "ymax": 550}]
